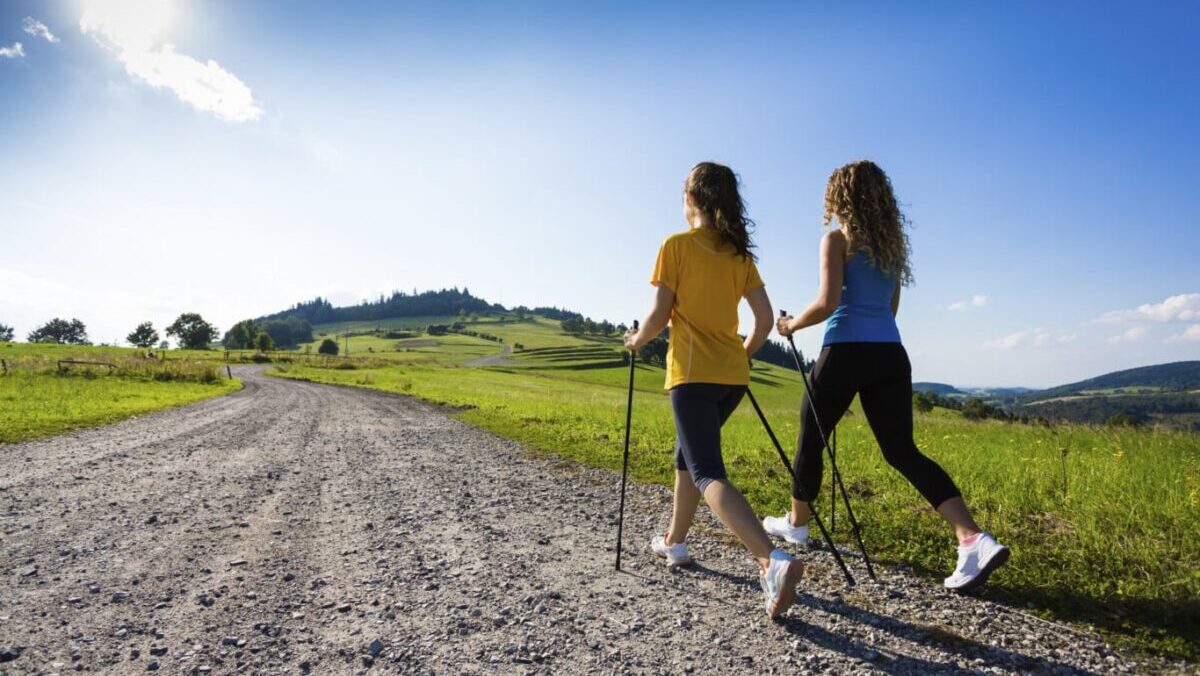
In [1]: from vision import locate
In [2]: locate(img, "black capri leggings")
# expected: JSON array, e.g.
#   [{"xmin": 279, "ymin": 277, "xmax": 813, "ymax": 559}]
[
  {"xmin": 793, "ymin": 342, "xmax": 961, "ymax": 509},
  {"xmin": 671, "ymin": 383, "xmax": 747, "ymax": 492}
]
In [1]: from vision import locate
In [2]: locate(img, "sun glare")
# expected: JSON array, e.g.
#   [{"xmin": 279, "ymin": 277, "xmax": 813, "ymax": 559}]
[{"xmin": 79, "ymin": 0, "xmax": 177, "ymax": 51}]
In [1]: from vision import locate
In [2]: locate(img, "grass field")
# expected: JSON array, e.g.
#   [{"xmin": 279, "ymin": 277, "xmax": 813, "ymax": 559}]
[
  {"xmin": 273, "ymin": 315, "xmax": 1200, "ymax": 661},
  {"xmin": 0, "ymin": 342, "xmax": 242, "ymax": 443}
]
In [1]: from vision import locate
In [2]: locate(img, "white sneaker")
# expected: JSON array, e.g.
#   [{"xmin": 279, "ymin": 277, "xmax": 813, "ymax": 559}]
[
  {"xmin": 763, "ymin": 514, "xmax": 809, "ymax": 545},
  {"xmin": 650, "ymin": 534, "xmax": 692, "ymax": 568},
  {"xmin": 759, "ymin": 549, "xmax": 804, "ymax": 620},
  {"xmin": 944, "ymin": 532, "xmax": 1009, "ymax": 592}
]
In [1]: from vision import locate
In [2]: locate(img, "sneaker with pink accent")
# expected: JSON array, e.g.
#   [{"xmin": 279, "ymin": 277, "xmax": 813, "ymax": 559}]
[{"xmin": 944, "ymin": 532, "xmax": 1009, "ymax": 592}]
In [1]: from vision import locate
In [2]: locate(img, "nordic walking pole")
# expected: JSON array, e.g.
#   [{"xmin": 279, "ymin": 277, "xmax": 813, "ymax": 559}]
[
  {"xmin": 744, "ymin": 386, "xmax": 856, "ymax": 587},
  {"xmin": 780, "ymin": 310, "xmax": 877, "ymax": 581},
  {"xmin": 615, "ymin": 320, "xmax": 639, "ymax": 571},
  {"xmin": 831, "ymin": 427, "xmax": 836, "ymax": 533}
]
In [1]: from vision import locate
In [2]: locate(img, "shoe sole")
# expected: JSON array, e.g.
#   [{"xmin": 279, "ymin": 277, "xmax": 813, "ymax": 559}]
[
  {"xmin": 768, "ymin": 560, "xmax": 804, "ymax": 620},
  {"xmin": 949, "ymin": 546, "xmax": 1010, "ymax": 593}
]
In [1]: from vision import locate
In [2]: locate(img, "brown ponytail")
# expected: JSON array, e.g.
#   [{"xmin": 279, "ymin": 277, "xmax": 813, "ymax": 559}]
[{"xmin": 685, "ymin": 162, "xmax": 756, "ymax": 261}]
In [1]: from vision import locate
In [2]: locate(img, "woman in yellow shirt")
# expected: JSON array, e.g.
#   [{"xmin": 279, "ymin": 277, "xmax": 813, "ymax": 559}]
[{"xmin": 624, "ymin": 162, "xmax": 803, "ymax": 620}]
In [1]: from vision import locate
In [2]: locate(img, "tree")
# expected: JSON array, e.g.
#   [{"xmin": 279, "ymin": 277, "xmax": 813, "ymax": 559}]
[
  {"xmin": 318, "ymin": 338, "xmax": 339, "ymax": 355},
  {"xmin": 259, "ymin": 316, "xmax": 313, "ymax": 346},
  {"xmin": 127, "ymin": 322, "xmax": 160, "ymax": 348},
  {"xmin": 0, "ymin": 323, "xmax": 13, "ymax": 342},
  {"xmin": 638, "ymin": 336, "xmax": 669, "ymax": 366},
  {"xmin": 223, "ymin": 320, "xmax": 260, "ymax": 350},
  {"xmin": 28, "ymin": 318, "xmax": 89, "ymax": 344},
  {"xmin": 256, "ymin": 333, "xmax": 275, "ymax": 352},
  {"xmin": 166, "ymin": 313, "xmax": 218, "ymax": 350}
]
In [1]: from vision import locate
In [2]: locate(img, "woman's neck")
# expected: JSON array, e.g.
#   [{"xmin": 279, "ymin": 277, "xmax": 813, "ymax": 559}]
[{"xmin": 690, "ymin": 212, "xmax": 716, "ymax": 230}]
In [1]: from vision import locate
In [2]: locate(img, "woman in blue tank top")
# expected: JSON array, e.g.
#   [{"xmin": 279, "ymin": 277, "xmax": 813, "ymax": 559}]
[{"xmin": 762, "ymin": 160, "xmax": 1009, "ymax": 592}]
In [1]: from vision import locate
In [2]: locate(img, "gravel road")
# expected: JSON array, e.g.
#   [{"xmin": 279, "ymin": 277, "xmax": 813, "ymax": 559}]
[
  {"xmin": 463, "ymin": 344, "xmax": 513, "ymax": 367},
  {"xmin": 0, "ymin": 368, "xmax": 1185, "ymax": 674}
]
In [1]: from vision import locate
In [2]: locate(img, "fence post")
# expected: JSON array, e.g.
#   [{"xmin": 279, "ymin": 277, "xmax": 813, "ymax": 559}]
[
  {"xmin": 1, "ymin": 358, "xmax": 6, "ymax": 375},
  {"xmin": 227, "ymin": 365, "xmax": 233, "ymax": 379}
]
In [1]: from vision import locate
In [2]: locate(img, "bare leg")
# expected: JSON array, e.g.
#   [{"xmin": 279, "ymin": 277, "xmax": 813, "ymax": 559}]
[
  {"xmin": 666, "ymin": 470, "xmax": 702, "ymax": 545},
  {"xmin": 936, "ymin": 497, "xmax": 982, "ymax": 542},
  {"xmin": 703, "ymin": 480, "xmax": 774, "ymax": 567},
  {"xmin": 789, "ymin": 499, "xmax": 812, "ymax": 527}
]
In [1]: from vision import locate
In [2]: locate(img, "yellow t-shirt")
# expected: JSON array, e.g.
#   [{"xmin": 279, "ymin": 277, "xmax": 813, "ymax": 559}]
[{"xmin": 651, "ymin": 228, "xmax": 765, "ymax": 390}]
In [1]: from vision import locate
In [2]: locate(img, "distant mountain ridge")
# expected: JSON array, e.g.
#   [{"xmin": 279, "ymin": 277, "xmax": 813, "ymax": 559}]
[
  {"xmin": 913, "ymin": 382, "xmax": 965, "ymax": 396},
  {"xmin": 1019, "ymin": 361, "xmax": 1200, "ymax": 404}
]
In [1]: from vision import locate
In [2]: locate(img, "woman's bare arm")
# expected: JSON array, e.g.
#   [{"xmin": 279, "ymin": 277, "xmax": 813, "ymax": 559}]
[
  {"xmin": 624, "ymin": 283, "xmax": 675, "ymax": 351},
  {"xmin": 743, "ymin": 286, "xmax": 774, "ymax": 357},
  {"xmin": 778, "ymin": 230, "xmax": 846, "ymax": 336}
]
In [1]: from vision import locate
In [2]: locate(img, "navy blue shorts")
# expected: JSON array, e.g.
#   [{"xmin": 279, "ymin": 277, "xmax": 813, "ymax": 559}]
[{"xmin": 670, "ymin": 383, "xmax": 747, "ymax": 492}]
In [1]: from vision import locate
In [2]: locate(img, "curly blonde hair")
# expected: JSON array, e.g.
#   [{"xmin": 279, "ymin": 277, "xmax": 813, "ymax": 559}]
[{"xmin": 823, "ymin": 160, "xmax": 913, "ymax": 286}]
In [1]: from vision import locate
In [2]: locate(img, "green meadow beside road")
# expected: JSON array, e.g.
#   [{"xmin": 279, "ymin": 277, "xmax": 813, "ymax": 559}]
[
  {"xmin": 0, "ymin": 342, "xmax": 241, "ymax": 444},
  {"xmin": 274, "ymin": 315, "xmax": 1200, "ymax": 661}
]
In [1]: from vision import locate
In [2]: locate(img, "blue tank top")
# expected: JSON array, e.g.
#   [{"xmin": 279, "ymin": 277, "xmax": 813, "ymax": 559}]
[{"xmin": 823, "ymin": 253, "xmax": 902, "ymax": 345}]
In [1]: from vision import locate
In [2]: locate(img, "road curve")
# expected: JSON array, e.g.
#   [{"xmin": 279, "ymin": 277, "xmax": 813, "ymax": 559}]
[
  {"xmin": 0, "ymin": 368, "xmax": 1162, "ymax": 674},
  {"xmin": 463, "ymin": 343, "xmax": 513, "ymax": 367}
]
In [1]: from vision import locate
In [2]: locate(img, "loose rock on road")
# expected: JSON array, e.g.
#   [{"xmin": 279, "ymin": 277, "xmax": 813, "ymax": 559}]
[{"xmin": 0, "ymin": 367, "xmax": 1173, "ymax": 674}]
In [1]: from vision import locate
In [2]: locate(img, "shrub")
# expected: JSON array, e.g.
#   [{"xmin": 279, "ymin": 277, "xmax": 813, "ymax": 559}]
[
  {"xmin": 318, "ymin": 338, "xmax": 339, "ymax": 355},
  {"xmin": 913, "ymin": 391, "xmax": 935, "ymax": 413}
]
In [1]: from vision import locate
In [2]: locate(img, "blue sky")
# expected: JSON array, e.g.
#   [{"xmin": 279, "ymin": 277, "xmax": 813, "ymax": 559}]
[{"xmin": 1, "ymin": 1, "xmax": 1197, "ymax": 387}]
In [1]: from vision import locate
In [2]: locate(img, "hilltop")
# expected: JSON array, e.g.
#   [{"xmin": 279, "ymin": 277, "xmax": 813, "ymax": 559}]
[{"xmin": 913, "ymin": 382, "xmax": 966, "ymax": 396}]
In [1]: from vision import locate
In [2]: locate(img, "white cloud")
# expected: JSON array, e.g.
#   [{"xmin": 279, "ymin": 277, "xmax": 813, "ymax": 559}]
[
  {"xmin": 80, "ymin": 0, "xmax": 262, "ymax": 123},
  {"xmin": 23, "ymin": 17, "xmax": 59, "ymax": 43},
  {"xmin": 1166, "ymin": 324, "xmax": 1200, "ymax": 343},
  {"xmin": 1108, "ymin": 326, "xmax": 1149, "ymax": 344},
  {"xmin": 948, "ymin": 294, "xmax": 988, "ymax": 312},
  {"xmin": 0, "ymin": 42, "xmax": 25, "ymax": 59},
  {"xmin": 984, "ymin": 328, "xmax": 1076, "ymax": 350},
  {"xmin": 1097, "ymin": 293, "xmax": 1200, "ymax": 324}
]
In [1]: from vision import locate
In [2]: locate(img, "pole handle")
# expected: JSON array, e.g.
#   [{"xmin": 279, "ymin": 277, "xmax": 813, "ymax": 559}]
[{"xmin": 633, "ymin": 319, "xmax": 639, "ymax": 330}]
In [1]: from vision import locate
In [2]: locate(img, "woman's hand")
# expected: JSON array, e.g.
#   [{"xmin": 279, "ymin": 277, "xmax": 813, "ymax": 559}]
[
  {"xmin": 623, "ymin": 326, "xmax": 640, "ymax": 352},
  {"xmin": 776, "ymin": 314, "xmax": 796, "ymax": 338}
]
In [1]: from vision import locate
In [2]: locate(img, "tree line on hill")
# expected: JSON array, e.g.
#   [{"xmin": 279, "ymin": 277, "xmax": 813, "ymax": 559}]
[
  {"xmin": 560, "ymin": 316, "xmax": 627, "ymax": 336},
  {"xmin": 259, "ymin": 288, "xmax": 501, "ymax": 326}
]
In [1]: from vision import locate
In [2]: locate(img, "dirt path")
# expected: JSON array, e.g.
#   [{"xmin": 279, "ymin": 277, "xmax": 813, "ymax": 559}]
[
  {"xmin": 0, "ymin": 368, "xmax": 1178, "ymax": 674},
  {"xmin": 463, "ymin": 343, "xmax": 512, "ymax": 367}
]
